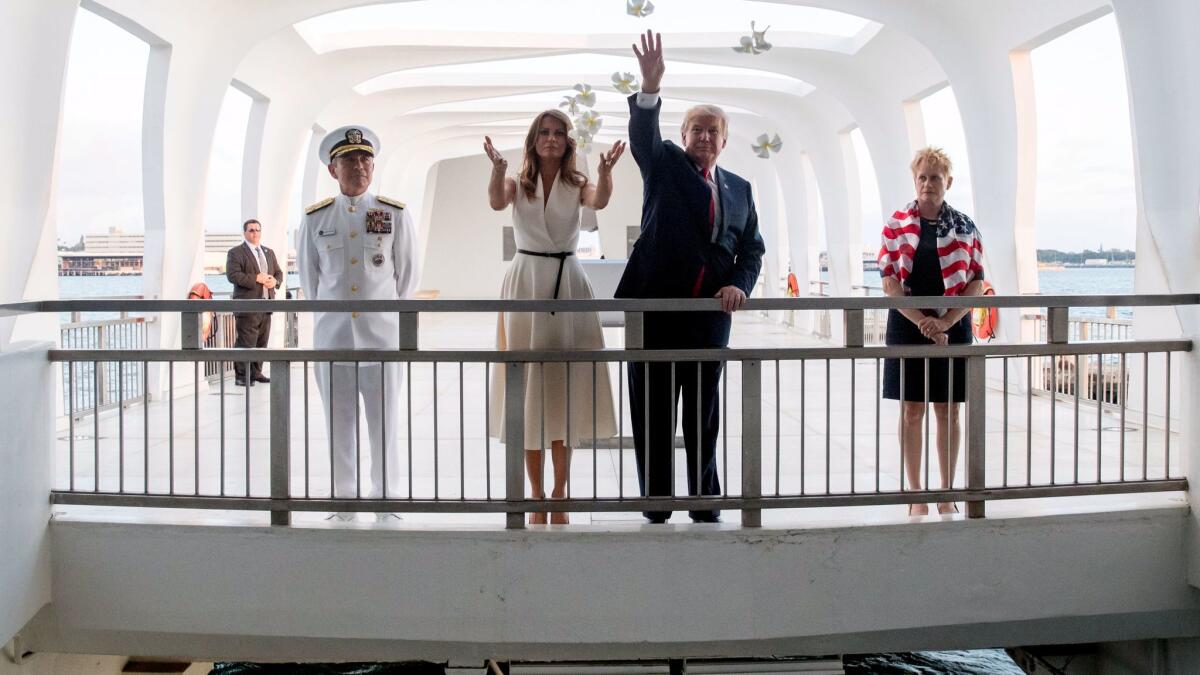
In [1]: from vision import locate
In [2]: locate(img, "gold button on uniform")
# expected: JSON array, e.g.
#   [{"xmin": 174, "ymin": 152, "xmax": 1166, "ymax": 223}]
[
  {"xmin": 349, "ymin": 230, "xmax": 358, "ymax": 239},
  {"xmin": 351, "ymin": 284, "xmax": 359, "ymax": 293},
  {"xmin": 351, "ymin": 257, "xmax": 358, "ymax": 265},
  {"xmin": 352, "ymin": 312, "xmax": 359, "ymax": 318}
]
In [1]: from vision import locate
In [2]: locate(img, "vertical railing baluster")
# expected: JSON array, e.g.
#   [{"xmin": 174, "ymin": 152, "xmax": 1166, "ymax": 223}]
[
  {"xmin": 270, "ymin": 360, "xmax": 291, "ymax": 526},
  {"xmin": 1142, "ymin": 352, "xmax": 1149, "ymax": 480},
  {"xmin": 1096, "ymin": 353, "xmax": 1103, "ymax": 483},
  {"xmin": 1073, "ymin": 353, "xmax": 1081, "ymax": 484},
  {"xmin": 68, "ymin": 362, "xmax": 75, "ymax": 492},
  {"xmin": 94, "ymin": 359, "xmax": 100, "ymax": 492},
  {"xmin": 1164, "ymin": 351, "xmax": 1171, "ymax": 478},
  {"xmin": 505, "ymin": 362, "xmax": 527, "ymax": 529},
  {"xmin": 485, "ymin": 362, "xmax": 492, "ymax": 500},
  {"xmin": 965, "ymin": 356, "xmax": 986, "ymax": 518},
  {"xmin": 1002, "ymin": 357, "xmax": 1008, "ymax": 487},
  {"xmin": 1119, "ymin": 353, "xmax": 1127, "ymax": 482},
  {"xmin": 741, "ymin": 360, "xmax": 762, "ymax": 528},
  {"xmin": 118, "ymin": 361, "xmax": 124, "ymax": 493}
]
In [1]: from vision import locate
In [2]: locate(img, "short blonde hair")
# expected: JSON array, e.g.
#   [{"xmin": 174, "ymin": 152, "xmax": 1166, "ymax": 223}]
[
  {"xmin": 681, "ymin": 104, "xmax": 729, "ymax": 139},
  {"xmin": 910, "ymin": 146, "xmax": 953, "ymax": 177}
]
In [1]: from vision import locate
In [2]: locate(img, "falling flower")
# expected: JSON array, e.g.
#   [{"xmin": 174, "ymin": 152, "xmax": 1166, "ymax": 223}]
[
  {"xmin": 752, "ymin": 133, "xmax": 783, "ymax": 158},
  {"xmin": 570, "ymin": 128, "xmax": 595, "ymax": 154},
  {"xmin": 572, "ymin": 83, "xmax": 596, "ymax": 108},
  {"xmin": 576, "ymin": 110, "xmax": 604, "ymax": 136},
  {"xmin": 559, "ymin": 95, "xmax": 580, "ymax": 115},
  {"xmin": 611, "ymin": 71, "xmax": 640, "ymax": 94},
  {"xmin": 733, "ymin": 21, "xmax": 773, "ymax": 55},
  {"xmin": 626, "ymin": 0, "xmax": 654, "ymax": 18}
]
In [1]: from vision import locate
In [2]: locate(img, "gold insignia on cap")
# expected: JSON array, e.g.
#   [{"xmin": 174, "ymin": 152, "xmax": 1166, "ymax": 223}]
[
  {"xmin": 377, "ymin": 195, "xmax": 406, "ymax": 209},
  {"xmin": 305, "ymin": 197, "xmax": 335, "ymax": 215},
  {"xmin": 347, "ymin": 129, "xmax": 363, "ymax": 144}
]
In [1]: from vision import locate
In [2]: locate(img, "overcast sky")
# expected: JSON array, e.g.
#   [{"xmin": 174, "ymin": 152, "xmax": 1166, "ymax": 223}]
[{"xmin": 55, "ymin": 9, "xmax": 1137, "ymax": 252}]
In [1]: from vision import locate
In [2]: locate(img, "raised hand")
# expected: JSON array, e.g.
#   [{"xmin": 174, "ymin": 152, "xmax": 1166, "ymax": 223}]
[
  {"xmin": 632, "ymin": 30, "xmax": 664, "ymax": 93},
  {"xmin": 483, "ymin": 136, "xmax": 507, "ymax": 172},
  {"xmin": 597, "ymin": 140, "xmax": 626, "ymax": 175}
]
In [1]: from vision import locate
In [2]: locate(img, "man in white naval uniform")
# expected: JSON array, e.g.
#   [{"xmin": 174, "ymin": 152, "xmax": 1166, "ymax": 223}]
[{"xmin": 297, "ymin": 125, "xmax": 420, "ymax": 503}]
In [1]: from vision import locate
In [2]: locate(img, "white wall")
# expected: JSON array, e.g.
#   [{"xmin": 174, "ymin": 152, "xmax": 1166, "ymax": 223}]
[
  {"xmin": 420, "ymin": 146, "xmax": 643, "ymax": 299},
  {"xmin": 0, "ymin": 343, "xmax": 54, "ymax": 646},
  {"xmin": 34, "ymin": 505, "xmax": 1200, "ymax": 662}
]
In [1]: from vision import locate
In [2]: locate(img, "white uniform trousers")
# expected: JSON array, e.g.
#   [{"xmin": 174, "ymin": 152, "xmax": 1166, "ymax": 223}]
[{"xmin": 314, "ymin": 362, "xmax": 404, "ymax": 499}]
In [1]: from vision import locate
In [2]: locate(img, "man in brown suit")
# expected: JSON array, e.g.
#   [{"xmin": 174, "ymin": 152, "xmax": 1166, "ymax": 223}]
[{"xmin": 226, "ymin": 218, "xmax": 283, "ymax": 386}]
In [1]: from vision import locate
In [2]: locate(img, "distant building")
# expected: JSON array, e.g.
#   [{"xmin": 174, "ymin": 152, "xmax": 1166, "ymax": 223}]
[
  {"xmin": 82, "ymin": 228, "xmax": 144, "ymax": 255},
  {"xmin": 57, "ymin": 229, "xmax": 290, "ymax": 275},
  {"xmin": 1084, "ymin": 258, "xmax": 1109, "ymax": 266}
]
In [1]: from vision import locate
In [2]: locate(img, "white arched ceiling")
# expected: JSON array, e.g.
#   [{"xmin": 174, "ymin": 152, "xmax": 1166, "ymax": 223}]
[{"xmin": 18, "ymin": 0, "xmax": 1185, "ymax": 338}]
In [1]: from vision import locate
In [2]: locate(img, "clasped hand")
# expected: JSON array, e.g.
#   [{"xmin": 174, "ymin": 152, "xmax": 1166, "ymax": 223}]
[
  {"xmin": 256, "ymin": 272, "xmax": 276, "ymax": 289},
  {"xmin": 917, "ymin": 315, "xmax": 950, "ymax": 345}
]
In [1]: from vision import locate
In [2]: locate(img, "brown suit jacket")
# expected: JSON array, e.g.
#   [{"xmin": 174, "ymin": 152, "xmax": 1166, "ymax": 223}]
[{"xmin": 226, "ymin": 242, "xmax": 283, "ymax": 300}]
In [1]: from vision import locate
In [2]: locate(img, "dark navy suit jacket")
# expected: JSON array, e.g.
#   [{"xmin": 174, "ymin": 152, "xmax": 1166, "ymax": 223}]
[{"xmin": 615, "ymin": 94, "xmax": 765, "ymax": 347}]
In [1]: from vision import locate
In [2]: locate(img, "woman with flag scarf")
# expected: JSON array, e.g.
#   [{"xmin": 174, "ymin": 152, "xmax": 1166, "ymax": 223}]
[{"xmin": 878, "ymin": 147, "xmax": 986, "ymax": 516}]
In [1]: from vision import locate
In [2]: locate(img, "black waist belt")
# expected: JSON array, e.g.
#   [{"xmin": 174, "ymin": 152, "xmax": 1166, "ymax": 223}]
[{"xmin": 517, "ymin": 249, "xmax": 574, "ymax": 314}]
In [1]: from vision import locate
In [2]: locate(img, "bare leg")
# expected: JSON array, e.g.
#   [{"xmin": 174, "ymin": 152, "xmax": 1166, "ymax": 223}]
[
  {"xmin": 900, "ymin": 401, "xmax": 928, "ymax": 515},
  {"xmin": 525, "ymin": 449, "xmax": 546, "ymax": 524},
  {"xmin": 933, "ymin": 402, "xmax": 961, "ymax": 513},
  {"xmin": 549, "ymin": 440, "xmax": 573, "ymax": 524}
]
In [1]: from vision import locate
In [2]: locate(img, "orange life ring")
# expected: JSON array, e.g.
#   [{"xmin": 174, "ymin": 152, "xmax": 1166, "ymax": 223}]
[
  {"xmin": 971, "ymin": 281, "xmax": 998, "ymax": 341},
  {"xmin": 786, "ymin": 272, "xmax": 799, "ymax": 298}
]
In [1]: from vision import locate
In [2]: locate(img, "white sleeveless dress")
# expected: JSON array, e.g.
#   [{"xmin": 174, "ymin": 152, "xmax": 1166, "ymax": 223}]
[{"xmin": 488, "ymin": 176, "xmax": 617, "ymax": 448}]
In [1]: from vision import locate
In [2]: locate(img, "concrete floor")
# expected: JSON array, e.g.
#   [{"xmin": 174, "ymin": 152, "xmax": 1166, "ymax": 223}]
[{"xmin": 53, "ymin": 312, "xmax": 1183, "ymax": 528}]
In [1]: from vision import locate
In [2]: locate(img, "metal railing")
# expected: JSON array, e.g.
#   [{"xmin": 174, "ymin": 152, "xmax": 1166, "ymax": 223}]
[
  {"xmin": 59, "ymin": 313, "xmax": 152, "ymax": 413},
  {"xmin": 7, "ymin": 293, "xmax": 1193, "ymax": 528},
  {"xmin": 1030, "ymin": 310, "xmax": 1134, "ymax": 342}
]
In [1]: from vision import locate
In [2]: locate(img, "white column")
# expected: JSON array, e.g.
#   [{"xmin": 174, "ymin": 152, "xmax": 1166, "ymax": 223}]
[
  {"xmin": 1110, "ymin": 0, "xmax": 1200, "ymax": 587},
  {"xmin": 0, "ymin": 0, "xmax": 79, "ymax": 348},
  {"xmin": 838, "ymin": 130, "xmax": 865, "ymax": 293}
]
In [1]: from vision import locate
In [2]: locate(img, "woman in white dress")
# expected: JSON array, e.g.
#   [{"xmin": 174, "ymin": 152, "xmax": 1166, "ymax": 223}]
[{"xmin": 483, "ymin": 109, "xmax": 624, "ymax": 524}]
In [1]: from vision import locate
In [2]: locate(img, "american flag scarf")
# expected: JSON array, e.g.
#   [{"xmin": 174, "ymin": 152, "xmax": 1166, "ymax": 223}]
[{"xmin": 877, "ymin": 200, "xmax": 984, "ymax": 296}]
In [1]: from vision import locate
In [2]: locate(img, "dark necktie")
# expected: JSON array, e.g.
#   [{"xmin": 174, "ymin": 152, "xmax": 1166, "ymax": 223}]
[{"xmin": 255, "ymin": 247, "xmax": 268, "ymax": 298}]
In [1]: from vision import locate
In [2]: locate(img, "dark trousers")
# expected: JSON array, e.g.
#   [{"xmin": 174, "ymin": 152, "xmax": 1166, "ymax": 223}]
[
  {"xmin": 627, "ymin": 359, "xmax": 724, "ymax": 521},
  {"xmin": 233, "ymin": 313, "xmax": 270, "ymax": 379}
]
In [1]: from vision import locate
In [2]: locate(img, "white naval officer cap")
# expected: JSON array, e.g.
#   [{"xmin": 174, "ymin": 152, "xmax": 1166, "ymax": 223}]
[{"xmin": 318, "ymin": 125, "xmax": 380, "ymax": 166}]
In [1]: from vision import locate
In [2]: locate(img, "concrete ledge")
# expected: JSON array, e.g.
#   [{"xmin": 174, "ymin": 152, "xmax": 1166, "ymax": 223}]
[{"xmin": 30, "ymin": 505, "xmax": 1200, "ymax": 662}]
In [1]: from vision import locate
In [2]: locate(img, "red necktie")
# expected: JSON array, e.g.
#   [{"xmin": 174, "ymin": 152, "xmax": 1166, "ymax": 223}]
[
  {"xmin": 702, "ymin": 167, "xmax": 715, "ymax": 234},
  {"xmin": 693, "ymin": 167, "xmax": 716, "ymax": 297}
]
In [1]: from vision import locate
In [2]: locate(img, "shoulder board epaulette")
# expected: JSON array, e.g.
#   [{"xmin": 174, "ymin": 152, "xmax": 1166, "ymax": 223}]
[
  {"xmin": 305, "ymin": 197, "xmax": 335, "ymax": 215},
  {"xmin": 377, "ymin": 196, "xmax": 406, "ymax": 209}
]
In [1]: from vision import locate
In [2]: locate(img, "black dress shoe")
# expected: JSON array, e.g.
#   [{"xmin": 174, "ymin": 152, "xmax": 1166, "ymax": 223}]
[
  {"xmin": 690, "ymin": 512, "xmax": 722, "ymax": 523},
  {"xmin": 235, "ymin": 378, "xmax": 253, "ymax": 387},
  {"xmin": 646, "ymin": 514, "xmax": 670, "ymax": 524},
  {"xmin": 252, "ymin": 374, "xmax": 270, "ymax": 383}
]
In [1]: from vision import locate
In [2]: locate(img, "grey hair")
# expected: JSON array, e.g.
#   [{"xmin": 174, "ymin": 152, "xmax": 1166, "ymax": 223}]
[{"xmin": 680, "ymin": 104, "xmax": 729, "ymax": 139}]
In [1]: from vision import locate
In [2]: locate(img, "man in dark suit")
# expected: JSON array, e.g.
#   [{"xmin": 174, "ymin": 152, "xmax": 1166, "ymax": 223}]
[
  {"xmin": 226, "ymin": 218, "xmax": 283, "ymax": 386},
  {"xmin": 617, "ymin": 31, "xmax": 766, "ymax": 524}
]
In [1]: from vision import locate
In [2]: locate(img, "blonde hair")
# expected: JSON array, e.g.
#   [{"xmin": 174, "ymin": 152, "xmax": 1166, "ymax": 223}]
[
  {"xmin": 911, "ymin": 146, "xmax": 953, "ymax": 177},
  {"xmin": 681, "ymin": 104, "xmax": 729, "ymax": 139},
  {"xmin": 519, "ymin": 109, "xmax": 588, "ymax": 201}
]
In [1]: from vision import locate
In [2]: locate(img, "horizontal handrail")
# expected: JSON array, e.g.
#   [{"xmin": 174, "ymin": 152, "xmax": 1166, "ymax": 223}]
[
  {"xmin": 46, "ymin": 339, "xmax": 1193, "ymax": 363},
  {"xmin": 4, "ymin": 293, "xmax": 1199, "ymax": 315},
  {"xmin": 49, "ymin": 479, "xmax": 1189, "ymax": 512},
  {"xmin": 60, "ymin": 316, "xmax": 152, "ymax": 330}
]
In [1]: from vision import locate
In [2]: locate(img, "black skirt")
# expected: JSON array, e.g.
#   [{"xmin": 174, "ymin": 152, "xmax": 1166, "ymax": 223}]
[{"xmin": 882, "ymin": 309, "xmax": 972, "ymax": 403}]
